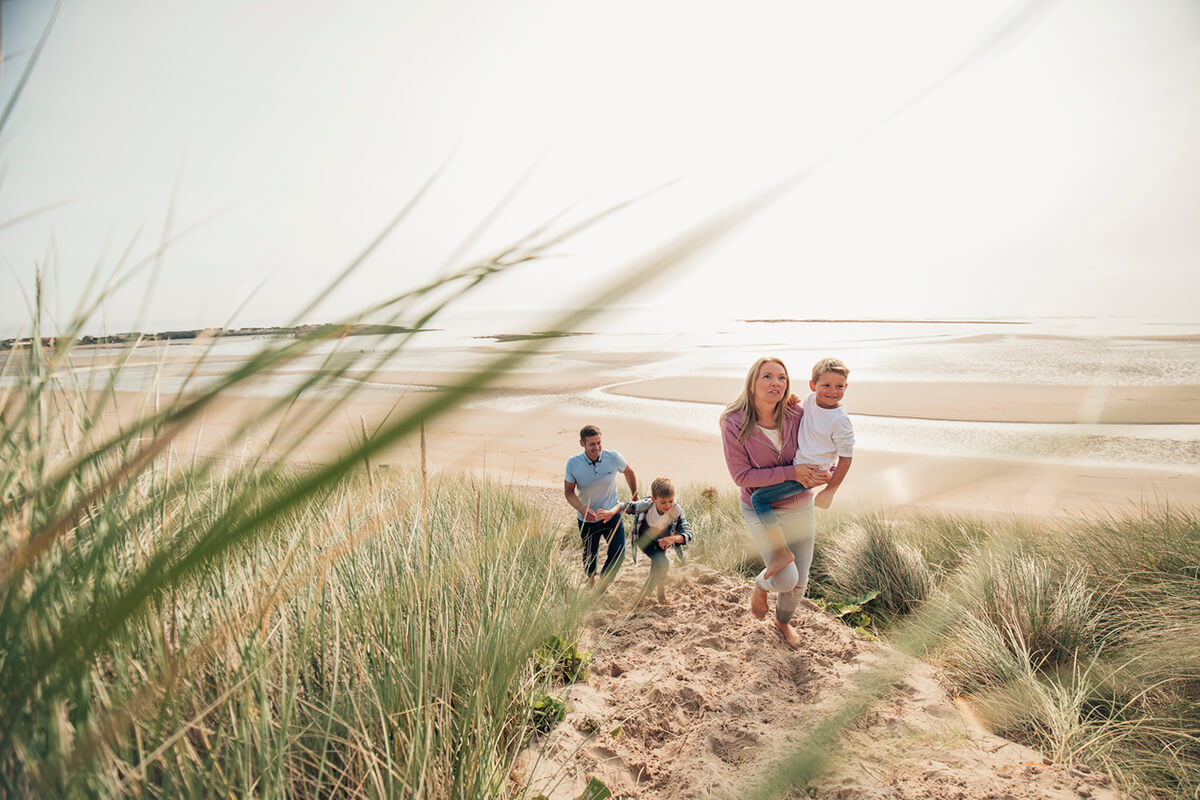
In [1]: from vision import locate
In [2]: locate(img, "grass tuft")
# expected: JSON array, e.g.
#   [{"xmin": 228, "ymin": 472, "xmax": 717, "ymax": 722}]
[{"xmin": 813, "ymin": 516, "xmax": 934, "ymax": 621}]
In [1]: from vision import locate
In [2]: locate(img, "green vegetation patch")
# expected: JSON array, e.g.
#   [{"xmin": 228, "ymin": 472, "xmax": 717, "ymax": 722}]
[
  {"xmin": 527, "ymin": 688, "xmax": 568, "ymax": 734},
  {"xmin": 535, "ymin": 634, "xmax": 592, "ymax": 684}
]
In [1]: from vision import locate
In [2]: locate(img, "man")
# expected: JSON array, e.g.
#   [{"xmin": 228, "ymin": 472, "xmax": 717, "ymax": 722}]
[{"xmin": 564, "ymin": 424, "xmax": 638, "ymax": 586}]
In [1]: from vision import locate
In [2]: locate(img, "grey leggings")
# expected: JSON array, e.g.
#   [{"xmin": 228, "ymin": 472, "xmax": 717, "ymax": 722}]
[{"xmin": 740, "ymin": 501, "xmax": 815, "ymax": 625}]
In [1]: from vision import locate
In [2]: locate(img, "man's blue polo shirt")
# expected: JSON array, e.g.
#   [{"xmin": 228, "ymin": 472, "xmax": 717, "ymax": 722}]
[{"xmin": 564, "ymin": 449, "xmax": 627, "ymax": 521}]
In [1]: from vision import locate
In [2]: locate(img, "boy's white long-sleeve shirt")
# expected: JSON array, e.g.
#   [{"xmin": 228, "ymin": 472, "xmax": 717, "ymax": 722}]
[{"xmin": 793, "ymin": 393, "xmax": 855, "ymax": 471}]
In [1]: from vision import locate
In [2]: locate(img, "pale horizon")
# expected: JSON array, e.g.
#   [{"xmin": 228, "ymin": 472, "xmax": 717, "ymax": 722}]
[{"xmin": 2, "ymin": 1, "xmax": 1199, "ymax": 339}]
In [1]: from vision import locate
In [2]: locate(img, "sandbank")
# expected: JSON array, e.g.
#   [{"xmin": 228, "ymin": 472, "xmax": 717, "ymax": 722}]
[
  {"xmin": 608, "ymin": 376, "xmax": 1200, "ymax": 425},
  {"xmin": 81, "ymin": 355, "xmax": 1199, "ymax": 518}
]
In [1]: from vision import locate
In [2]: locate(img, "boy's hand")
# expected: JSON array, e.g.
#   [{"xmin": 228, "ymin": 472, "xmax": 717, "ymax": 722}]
[
  {"xmin": 594, "ymin": 505, "xmax": 621, "ymax": 522},
  {"xmin": 814, "ymin": 489, "xmax": 834, "ymax": 509},
  {"xmin": 786, "ymin": 393, "xmax": 801, "ymax": 409},
  {"xmin": 658, "ymin": 535, "xmax": 684, "ymax": 549}
]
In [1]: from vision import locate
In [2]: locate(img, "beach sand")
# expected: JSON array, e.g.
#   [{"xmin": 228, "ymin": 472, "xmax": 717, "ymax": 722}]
[
  {"xmin": 512, "ymin": 562, "xmax": 1124, "ymax": 800},
  {"xmin": 78, "ymin": 347, "xmax": 1199, "ymax": 518}
]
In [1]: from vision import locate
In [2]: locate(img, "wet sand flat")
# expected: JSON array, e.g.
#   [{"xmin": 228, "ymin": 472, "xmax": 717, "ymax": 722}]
[{"xmin": 78, "ymin": 361, "xmax": 1199, "ymax": 519}]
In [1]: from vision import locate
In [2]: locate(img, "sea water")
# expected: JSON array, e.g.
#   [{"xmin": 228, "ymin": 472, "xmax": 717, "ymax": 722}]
[{"xmin": 433, "ymin": 309, "xmax": 1200, "ymax": 473}]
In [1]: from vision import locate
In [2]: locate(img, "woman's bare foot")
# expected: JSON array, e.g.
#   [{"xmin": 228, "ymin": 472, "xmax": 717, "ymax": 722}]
[
  {"xmin": 773, "ymin": 618, "xmax": 802, "ymax": 648},
  {"xmin": 750, "ymin": 586, "xmax": 768, "ymax": 619},
  {"xmin": 763, "ymin": 549, "xmax": 795, "ymax": 580}
]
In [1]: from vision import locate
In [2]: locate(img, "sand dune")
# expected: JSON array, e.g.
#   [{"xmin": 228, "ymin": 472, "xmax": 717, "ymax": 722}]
[
  {"xmin": 514, "ymin": 561, "xmax": 1124, "ymax": 799},
  {"xmin": 32, "ymin": 349, "xmax": 1179, "ymax": 797}
]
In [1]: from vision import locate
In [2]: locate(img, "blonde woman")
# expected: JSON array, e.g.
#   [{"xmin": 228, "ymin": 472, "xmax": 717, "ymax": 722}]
[{"xmin": 720, "ymin": 357, "xmax": 831, "ymax": 646}]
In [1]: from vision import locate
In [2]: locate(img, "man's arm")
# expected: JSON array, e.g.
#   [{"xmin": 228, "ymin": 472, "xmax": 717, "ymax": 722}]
[
  {"xmin": 564, "ymin": 480, "xmax": 600, "ymax": 521},
  {"xmin": 623, "ymin": 464, "xmax": 638, "ymax": 500}
]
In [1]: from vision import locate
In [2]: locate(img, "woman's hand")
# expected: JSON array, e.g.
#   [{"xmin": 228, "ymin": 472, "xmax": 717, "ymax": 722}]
[{"xmin": 794, "ymin": 464, "xmax": 832, "ymax": 488}]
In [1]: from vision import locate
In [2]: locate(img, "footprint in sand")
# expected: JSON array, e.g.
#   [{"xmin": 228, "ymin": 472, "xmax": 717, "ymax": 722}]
[
  {"xmin": 708, "ymin": 728, "xmax": 761, "ymax": 764},
  {"xmin": 675, "ymin": 685, "xmax": 707, "ymax": 712},
  {"xmin": 590, "ymin": 745, "xmax": 619, "ymax": 762},
  {"xmin": 627, "ymin": 761, "xmax": 655, "ymax": 784}
]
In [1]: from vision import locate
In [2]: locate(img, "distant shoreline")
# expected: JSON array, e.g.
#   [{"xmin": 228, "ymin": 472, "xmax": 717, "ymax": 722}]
[{"xmin": 0, "ymin": 322, "xmax": 432, "ymax": 350}]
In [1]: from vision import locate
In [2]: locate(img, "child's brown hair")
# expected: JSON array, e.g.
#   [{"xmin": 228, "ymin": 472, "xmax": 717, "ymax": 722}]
[
  {"xmin": 811, "ymin": 357, "xmax": 850, "ymax": 382},
  {"xmin": 650, "ymin": 476, "xmax": 675, "ymax": 498}
]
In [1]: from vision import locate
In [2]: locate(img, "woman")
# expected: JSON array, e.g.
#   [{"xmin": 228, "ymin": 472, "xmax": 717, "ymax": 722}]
[{"xmin": 720, "ymin": 357, "xmax": 831, "ymax": 646}]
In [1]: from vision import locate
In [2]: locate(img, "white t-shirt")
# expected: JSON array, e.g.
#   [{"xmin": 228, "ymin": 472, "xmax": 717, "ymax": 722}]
[
  {"xmin": 756, "ymin": 424, "xmax": 783, "ymax": 452},
  {"xmin": 644, "ymin": 503, "xmax": 680, "ymax": 535},
  {"xmin": 793, "ymin": 393, "xmax": 855, "ymax": 471}
]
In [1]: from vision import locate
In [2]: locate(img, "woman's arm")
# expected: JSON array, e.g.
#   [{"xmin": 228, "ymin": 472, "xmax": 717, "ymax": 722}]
[
  {"xmin": 794, "ymin": 464, "xmax": 832, "ymax": 487},
  {"xmin": 721, "ymin": 417, "xmax": 801, "ymax": 489}
]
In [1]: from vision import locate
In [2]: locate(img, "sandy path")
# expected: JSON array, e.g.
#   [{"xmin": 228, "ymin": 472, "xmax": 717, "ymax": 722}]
[{"xmin": 514, "ymin": 560, "xmax": 1124, "ymax": 800}]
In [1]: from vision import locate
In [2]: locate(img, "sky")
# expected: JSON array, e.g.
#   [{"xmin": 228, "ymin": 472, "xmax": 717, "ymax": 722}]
[{"xmin": 1, "ymin": 0, "xmax": 1198, "ymax": 337}]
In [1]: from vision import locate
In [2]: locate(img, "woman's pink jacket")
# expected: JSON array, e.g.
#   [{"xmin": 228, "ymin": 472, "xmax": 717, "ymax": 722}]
[{"xmin": 720, "ymin": 408, "xmax": 813, "ymax": 510}]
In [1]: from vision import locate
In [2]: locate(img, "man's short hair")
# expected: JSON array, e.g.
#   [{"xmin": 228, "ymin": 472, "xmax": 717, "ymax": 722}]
[
  {"xmin": 811, "ymin": 357, "xmax": 850, "ymax": 382},
  {"xmin": 650, "ymin": 476, "xmax": 675, "ymax": 498},
  {"xmin": 580, "ymin": 424, "xmax": 601, "ymax": 441}
]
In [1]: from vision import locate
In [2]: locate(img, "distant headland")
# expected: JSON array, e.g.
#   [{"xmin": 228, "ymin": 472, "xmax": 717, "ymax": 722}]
[{"xmin": 1, "ymin": 323, "xmax": 429, "ymax": 350}]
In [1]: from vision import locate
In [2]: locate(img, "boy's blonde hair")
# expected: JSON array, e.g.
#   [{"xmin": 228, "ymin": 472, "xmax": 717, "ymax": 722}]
[
  {"xmin": 720, "ymin": 356, "xmax": 797, "ymax": 444},
  {"xmin": 650, "ymin": 476, "xmax": 675, "ymax": 498},
  {"xmin": 811, "ymin": 357, "xmax": 850, "ymax": 382}
]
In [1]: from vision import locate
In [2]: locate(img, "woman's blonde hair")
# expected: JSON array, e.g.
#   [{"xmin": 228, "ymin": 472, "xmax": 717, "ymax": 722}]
[{"xmin": 720, "ymin": 356, "xmax": 794, "ymax": 444}]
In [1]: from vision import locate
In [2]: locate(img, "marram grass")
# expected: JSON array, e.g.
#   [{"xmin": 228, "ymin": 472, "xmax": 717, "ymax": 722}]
[
  {"xmin": 3, "ymin": 462, "xmax": 587, "ymax": 798},
  {"xmin": 743, "ymin": 506, "xmax": 1200, "ymax": 800}
]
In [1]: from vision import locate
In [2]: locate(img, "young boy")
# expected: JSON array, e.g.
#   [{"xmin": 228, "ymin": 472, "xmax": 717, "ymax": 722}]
[
  {"xmin": 615, "ymin": 476, "xmax": 693, "ymax": 603},
  {"xmin": 752, "ymin": 358, "xmax": 855, "ymax": 592}
]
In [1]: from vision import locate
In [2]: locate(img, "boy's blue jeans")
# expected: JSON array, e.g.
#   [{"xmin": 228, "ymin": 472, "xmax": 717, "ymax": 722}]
[{"xmin": 749, "ymin": 480, "xmax": 807, "ymax": 528}]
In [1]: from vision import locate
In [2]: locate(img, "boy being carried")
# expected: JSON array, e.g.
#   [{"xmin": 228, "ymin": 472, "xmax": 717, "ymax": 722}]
[{"xmin": 752, "ymin": 357, "xmax": 855, "ymax": 592}]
